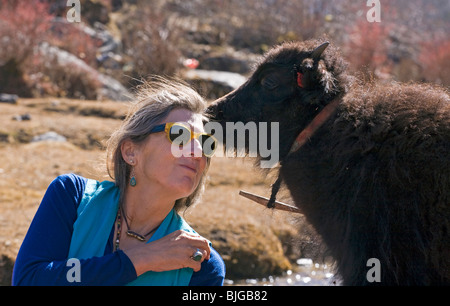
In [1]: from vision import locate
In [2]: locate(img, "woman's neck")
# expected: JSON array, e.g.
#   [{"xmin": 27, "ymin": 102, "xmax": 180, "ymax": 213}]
[{"xmin": 122, "ymin": 184, "xmax": 176, "ymax": 236}]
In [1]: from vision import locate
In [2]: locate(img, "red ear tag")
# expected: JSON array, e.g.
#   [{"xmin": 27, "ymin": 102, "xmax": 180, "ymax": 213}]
[{"xmin": 297, "ymin": 72, "xmax": 304, "ymax": 88}]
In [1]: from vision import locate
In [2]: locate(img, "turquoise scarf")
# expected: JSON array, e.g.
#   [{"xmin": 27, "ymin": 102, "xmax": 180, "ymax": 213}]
[{"xmin": 68, "ymin": 179, "xmax": 194, "ymax": 286}]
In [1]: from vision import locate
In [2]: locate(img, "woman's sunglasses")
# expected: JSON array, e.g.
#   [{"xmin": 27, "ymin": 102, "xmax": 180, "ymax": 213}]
[{"xmin": 149, "ymin": 122, "xmax": 218, "ymax": 157}]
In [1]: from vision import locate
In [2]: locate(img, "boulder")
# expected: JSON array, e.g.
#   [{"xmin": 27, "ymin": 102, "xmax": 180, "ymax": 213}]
[
  {"xmin": 38, "ymin": 42, "xmax": 132, "ymax": 101},
  {"xmin": 32, "ymin": 131, "xmax": 67, "ymax": 143},
  {"xmin": 12, "ymin": 114, "xmax": 32, "ymax": 121},
  {"xmin": 0, "ymin": 93, "xmax": 18, "ymax": 104},
  {"xmin": 194, "ymin": 222, "xmax": 293, "ymax": 280},
  {"xmin": 183, "ymin": 69, "xmax": 246, "ymax": 100}
]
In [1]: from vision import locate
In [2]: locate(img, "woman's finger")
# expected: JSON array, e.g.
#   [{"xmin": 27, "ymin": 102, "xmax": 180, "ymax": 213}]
[{"xmin": 175, "ymin": 230, "xmax": 211, "ymax": 259}]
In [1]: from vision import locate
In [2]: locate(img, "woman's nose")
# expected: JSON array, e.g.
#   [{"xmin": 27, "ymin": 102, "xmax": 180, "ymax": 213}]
[{"xmin": 189, "ymin": 138, "xmax": 204, "ymax": 158}]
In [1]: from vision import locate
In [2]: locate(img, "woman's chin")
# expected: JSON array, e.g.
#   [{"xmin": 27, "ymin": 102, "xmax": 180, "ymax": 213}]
[{"xmin": 170, "ymin": 179, "xmax": 197, "ymax": 199}]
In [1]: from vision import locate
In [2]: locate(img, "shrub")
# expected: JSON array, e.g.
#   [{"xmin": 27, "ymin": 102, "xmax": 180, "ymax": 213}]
[
  {"xmin": 0, "ymin": 0, "xmax": 52, "ymax": 65},
  {"xmin": 419, "ymin": 39, "xmax": 450, "ymax": 86},
  {"xmin": 27, "ymin": 53, "xmax": 101, "ymax": 100},
  {"xmin": 49, "ymin": 21, "xmax": 101, "ymax": 68},
  {"xmin": 0, "ymin": 0, "xmax": 52, "ymax": 95},
  {"xmin": 119, "ymin": 0, "xmax": 182, "ymax": 87},
  {"xmin": 342, "ymin": 19, "xmax": 391, "ymax": 78}
]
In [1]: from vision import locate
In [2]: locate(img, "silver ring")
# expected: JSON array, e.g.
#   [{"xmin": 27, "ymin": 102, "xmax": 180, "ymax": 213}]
[{"xmin": 191, "ymin": 249, "xmax": 203, "ymax": 262}]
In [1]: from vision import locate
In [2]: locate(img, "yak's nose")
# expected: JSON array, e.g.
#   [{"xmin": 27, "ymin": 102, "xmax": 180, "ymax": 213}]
[
  {"xmin": 206, "ymin": 87, "xmax": 239, "ymax": 121},
  {"xmin": 206, "ymin": 101, "xmax": 224, "ymax": 121}
]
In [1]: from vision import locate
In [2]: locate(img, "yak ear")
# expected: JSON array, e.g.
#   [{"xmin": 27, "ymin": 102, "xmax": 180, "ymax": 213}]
[
  {"xmin": 296, "ymin": 42, "xmax": 331, "ymax": 90},
  {"xmin": 311, "ymin": 41, "xmax": 329, "ymax": 61}
]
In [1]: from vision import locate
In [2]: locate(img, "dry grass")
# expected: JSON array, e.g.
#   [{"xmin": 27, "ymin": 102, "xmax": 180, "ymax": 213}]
[{"xmin": 0, "ymin": 98, "xmax": 321, "ymax": 283}]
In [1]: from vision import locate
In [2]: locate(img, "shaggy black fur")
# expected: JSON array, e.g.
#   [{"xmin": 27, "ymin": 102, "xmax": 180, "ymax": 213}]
[{"xmin": 206, "ymin": 39, "xmax": 450, "ymax": 285}]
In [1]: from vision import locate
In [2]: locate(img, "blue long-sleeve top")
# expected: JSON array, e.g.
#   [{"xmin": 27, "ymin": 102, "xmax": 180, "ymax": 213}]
[{"xmin": 12, "ymin": 174, "xmax": 225, "ymax": 286}]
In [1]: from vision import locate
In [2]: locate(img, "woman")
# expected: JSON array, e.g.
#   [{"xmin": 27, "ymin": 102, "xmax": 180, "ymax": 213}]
[{"xmin": 12, "ymin": 79, "xmax": 225, "ymax": 286}]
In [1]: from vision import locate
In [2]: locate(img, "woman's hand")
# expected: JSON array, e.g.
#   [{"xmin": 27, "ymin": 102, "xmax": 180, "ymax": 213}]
[{"xmin": 122, "ymin": 230, "xmax": 211, "ymax": 276}]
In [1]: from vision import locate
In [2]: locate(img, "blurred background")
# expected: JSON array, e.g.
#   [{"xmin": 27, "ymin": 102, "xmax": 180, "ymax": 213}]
[
  {"xmin": 0, "ymin": 0, "xmax": 448, "ymax": 101},
  {"xmin": 0, "ymin": 0, "xmax": 449, "ymax": 286}
]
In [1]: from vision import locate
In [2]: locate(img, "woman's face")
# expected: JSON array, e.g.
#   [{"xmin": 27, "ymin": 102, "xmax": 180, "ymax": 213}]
[{"xmin": 125, "ymin": 108, "xmax": 208, "ymax": 200}]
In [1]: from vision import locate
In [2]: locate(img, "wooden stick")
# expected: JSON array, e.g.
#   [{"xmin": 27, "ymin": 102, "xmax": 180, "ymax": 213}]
[{"xmin": 239, "ymin": 190, "xmax": 302, "ymax": 214}]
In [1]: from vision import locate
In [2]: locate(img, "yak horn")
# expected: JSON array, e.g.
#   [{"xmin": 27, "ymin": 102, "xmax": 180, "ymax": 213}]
[
  {"xmin": 239, "ymin": 190, "xmax": 302, "ymax": 214},
  {"xmin": 312, "ymin": 41, "xmax": 330, "ymax": 60}
]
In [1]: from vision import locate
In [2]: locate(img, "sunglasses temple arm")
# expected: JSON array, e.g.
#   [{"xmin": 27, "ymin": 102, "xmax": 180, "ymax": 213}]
[{"xmin": 149, "ymin": 124, "xmax": 166, "ymax": 134}]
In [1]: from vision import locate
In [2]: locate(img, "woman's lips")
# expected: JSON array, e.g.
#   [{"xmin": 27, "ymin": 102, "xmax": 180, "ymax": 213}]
[{"xmin": 179, "ymin": 163, "xmax": 198, "ymax": 173}]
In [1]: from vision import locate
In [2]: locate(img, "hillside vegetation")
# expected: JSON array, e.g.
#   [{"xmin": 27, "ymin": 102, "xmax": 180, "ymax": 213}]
[{"xmin": 0, "ymin": 0, "xmax": 448, "ymax": 100}]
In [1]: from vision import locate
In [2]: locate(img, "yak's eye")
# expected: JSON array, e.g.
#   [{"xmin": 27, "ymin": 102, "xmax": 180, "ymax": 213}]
[{"xmin": 261, "ymin": 76, "xmax": 279, "ymax": 90}]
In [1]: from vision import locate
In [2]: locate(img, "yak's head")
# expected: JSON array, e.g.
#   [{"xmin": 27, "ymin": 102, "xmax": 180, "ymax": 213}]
[{"xmin": 206, "ymin": 39, "xmax": 349, "ymax": 165}]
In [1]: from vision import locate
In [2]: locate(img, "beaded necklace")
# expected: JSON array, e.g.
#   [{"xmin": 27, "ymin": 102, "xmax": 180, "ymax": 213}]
[
  {"xmin": 114, "ymin": 209, "xmax": 122, "ymax": 251},
  {"xmin": 114, "ymin": 208, "xmax": 157, "ymax": 251}
]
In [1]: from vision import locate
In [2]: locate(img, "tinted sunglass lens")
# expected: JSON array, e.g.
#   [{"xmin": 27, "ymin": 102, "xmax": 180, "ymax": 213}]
[
  {"xmin": 199, "ymin": 134, "xmax": 217, "ymax": 157},
  {"xmin": 169, "ymin": 125, "xmax": 191, "ymax": 145}
]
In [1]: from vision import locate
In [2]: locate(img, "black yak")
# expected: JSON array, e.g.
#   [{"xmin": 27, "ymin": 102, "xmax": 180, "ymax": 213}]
[{"xmin": 206, "ymin": 39, "xmax": 450, "ymax": 285}]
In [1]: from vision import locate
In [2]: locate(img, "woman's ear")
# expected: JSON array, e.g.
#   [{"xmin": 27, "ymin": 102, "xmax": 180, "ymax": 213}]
[{"xmin": 121, "ymin": 139, "xmax": 137, "ymax": 165}]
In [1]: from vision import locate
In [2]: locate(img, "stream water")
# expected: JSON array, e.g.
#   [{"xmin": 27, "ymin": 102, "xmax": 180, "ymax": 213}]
[{"xmin": 225, "ymin": 258, "xmax": 340, "ymax": 286}]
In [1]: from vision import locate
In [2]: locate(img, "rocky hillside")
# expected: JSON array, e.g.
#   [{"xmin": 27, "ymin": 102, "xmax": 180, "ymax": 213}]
[{"xmin": 0, "ymin": 0, "xmax": 448, "ymax": 101}]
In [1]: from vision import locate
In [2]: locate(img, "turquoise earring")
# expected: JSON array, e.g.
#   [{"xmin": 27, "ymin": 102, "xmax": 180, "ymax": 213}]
[
  {"xmin": 130, "ymin": 174, "xmax": 137, "ymax": 187},
  {"xmin": 129, "ymin": 160, "xmax": 137, "ymax": 187}
]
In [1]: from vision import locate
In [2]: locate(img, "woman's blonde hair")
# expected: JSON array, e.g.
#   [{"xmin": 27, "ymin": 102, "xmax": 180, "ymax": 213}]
[{"xmin": 106, "ymin": 77, "xmax": 210, "ymax": 212}]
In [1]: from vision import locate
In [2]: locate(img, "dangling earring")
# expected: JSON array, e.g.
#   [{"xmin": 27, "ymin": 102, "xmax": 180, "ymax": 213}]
[{"xmin": 129, "ymin": 160, "xmax": 137, "ymax": 187}]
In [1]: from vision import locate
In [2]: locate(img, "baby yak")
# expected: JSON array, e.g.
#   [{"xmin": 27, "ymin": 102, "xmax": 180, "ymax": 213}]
[{"xmin": 206, "ymin": 39, "xmax": 450, "ymax": 285}]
